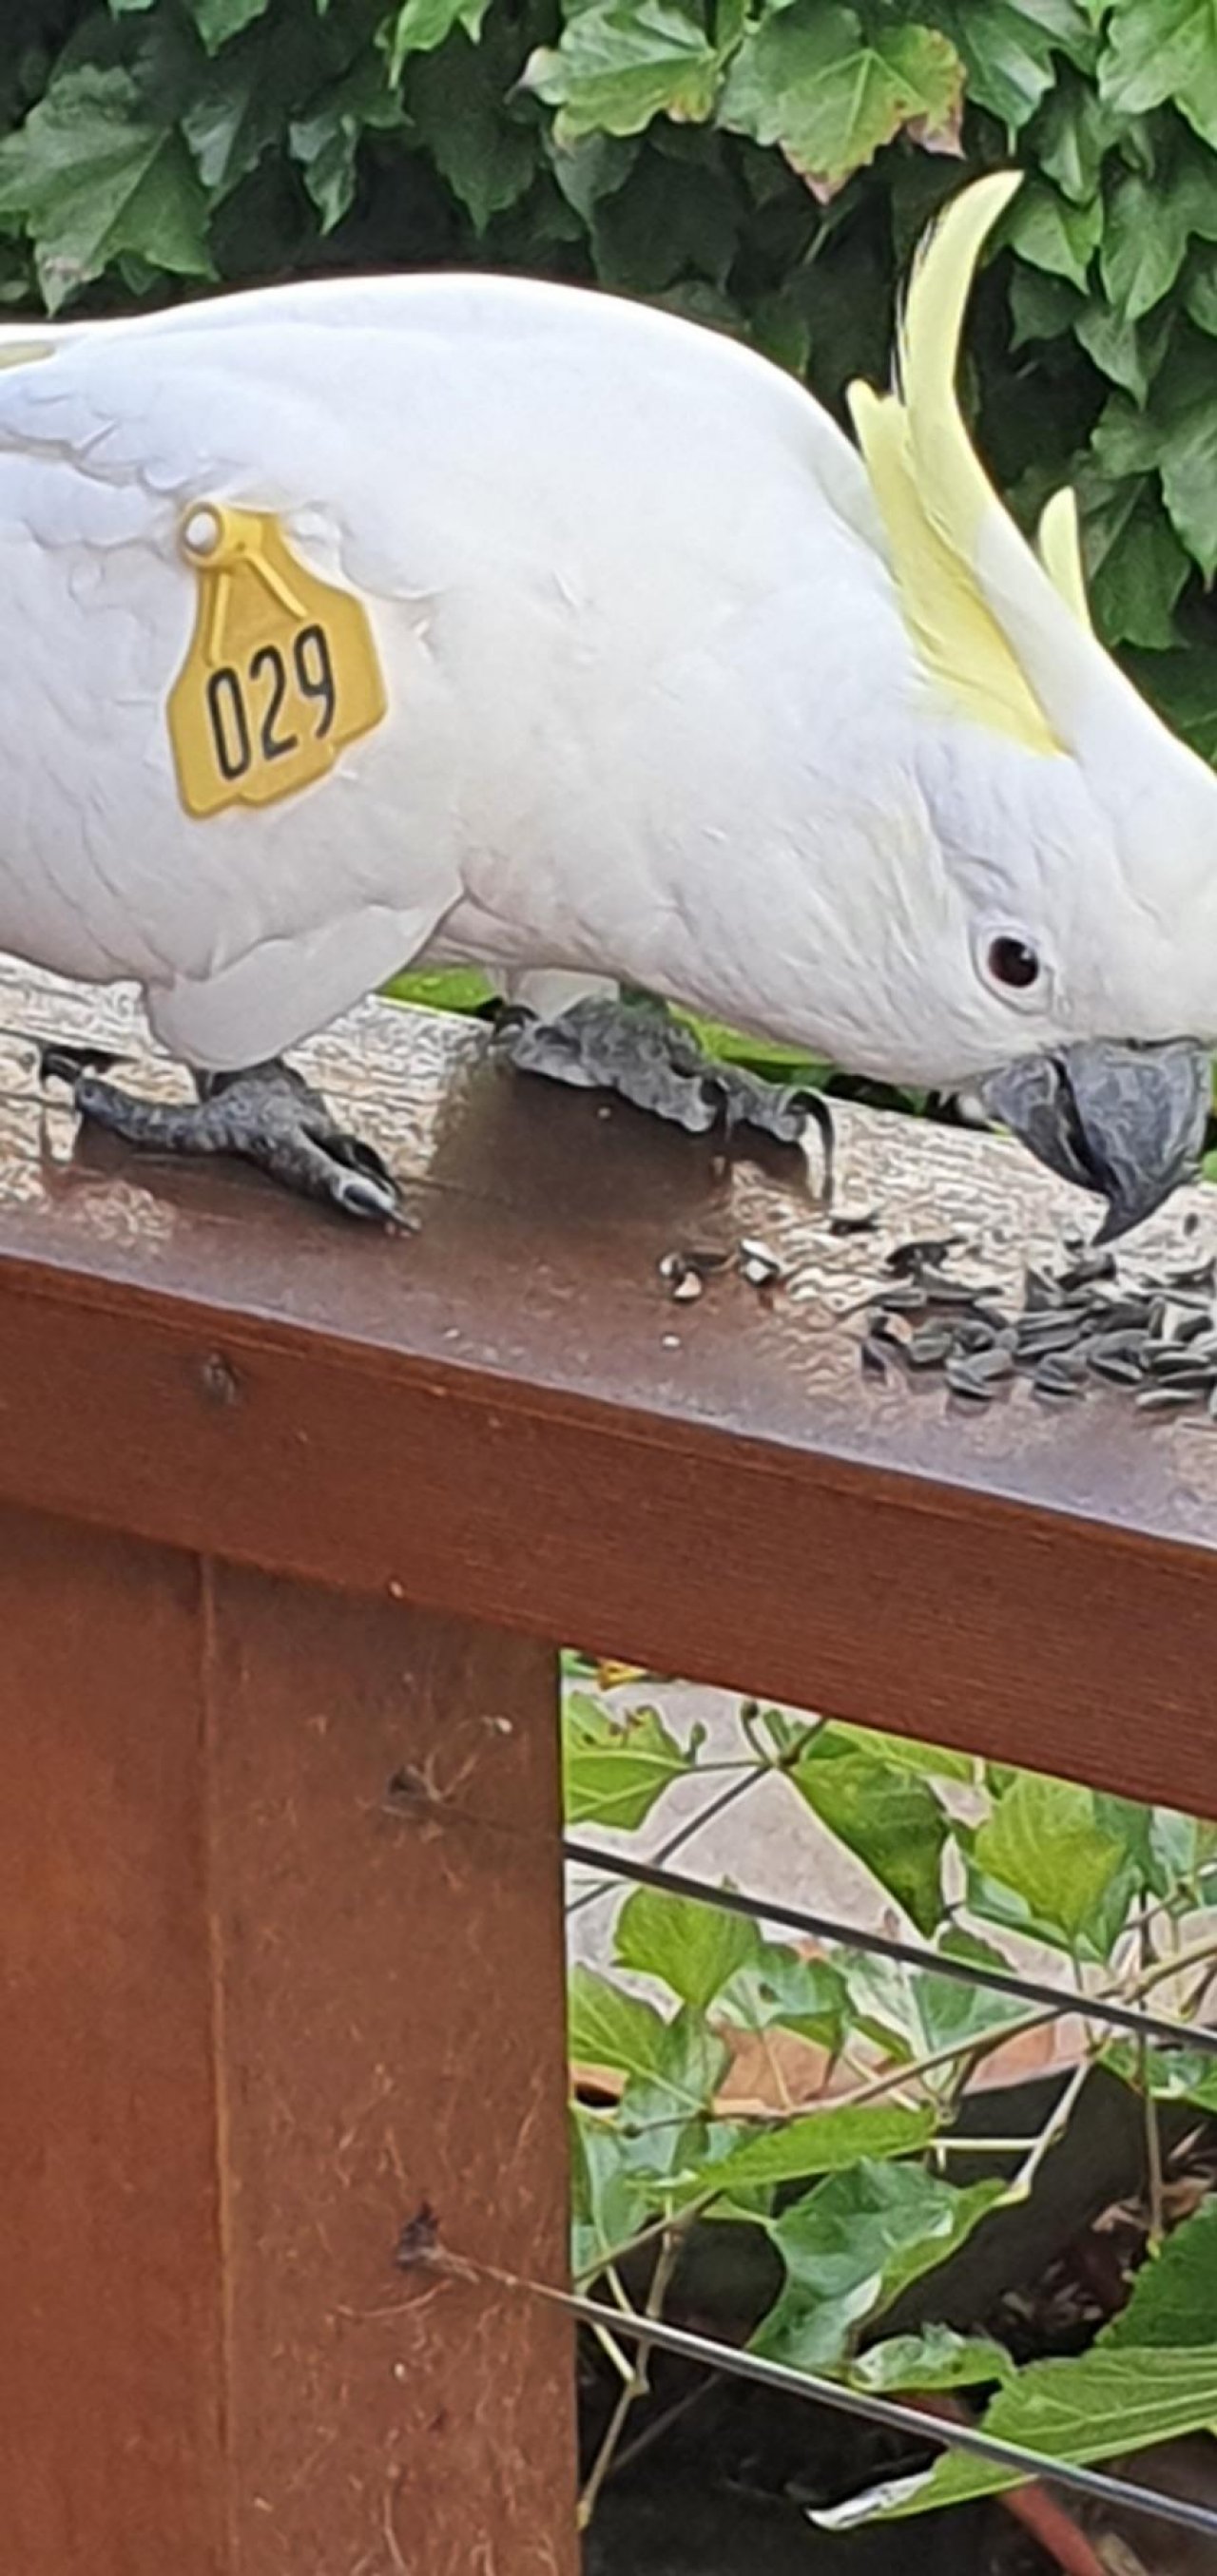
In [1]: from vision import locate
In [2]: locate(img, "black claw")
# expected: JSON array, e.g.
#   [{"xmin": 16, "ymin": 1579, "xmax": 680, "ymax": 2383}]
[
  {"xmin": 324, "ymin": 1129, "xmax": 396, "ymax": 1186},
  {"xmin": 38, "ymin": 1041, "xmax": 129, "ymax": 1089},
  {"xmin": 56, "ymin": 1048, "xmax": 404, "ymax": 1228},
  {"xmin": 331, "ymin": 1167, "xmax": 406, "ymax": 1224}
]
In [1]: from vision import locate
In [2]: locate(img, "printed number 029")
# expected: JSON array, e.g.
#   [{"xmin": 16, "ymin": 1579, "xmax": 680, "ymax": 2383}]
[{"xmin": 205, "ymin": 623, "xmax": 338, "ymax": 783}]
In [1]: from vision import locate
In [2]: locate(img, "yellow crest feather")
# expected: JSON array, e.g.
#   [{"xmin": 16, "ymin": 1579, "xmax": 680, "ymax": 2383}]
[
  {"xmin": 0, "ymin": 341, "xmax": 53, "ymax": 372},
  {"xmin": 1035, "ymin": 486, "xmax": 1092, "ymax": 630},
  {"xmin": 848, "ymin": 172, "xmax": 1065, "ymax": 757}
]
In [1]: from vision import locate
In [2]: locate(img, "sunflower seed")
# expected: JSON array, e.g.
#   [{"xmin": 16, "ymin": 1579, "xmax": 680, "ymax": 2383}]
[
  {"xmin": 884, "ymin": 1237, "xmax": 962, "ymax": 1277},
  {"xmin": 1033, "ymin": 1354, "xmax": 1088, "ymax": 1394},
  {"xmin": 1058, "ymin": 1250, "xmax": 1118, "ymax": 1292},
  {"xmin": 953, "ymin": 1318, "xmax": 998, "ymax": 1355},
  {"xmin": 906, "ymin": 1327, "xmax": 956, "ymax": 1369},
  {"xmin": 1014, "ymin": 1316, "xmax": 1086, "ymax": 1355},
  {"xmin": 1135, "ymin": 1384, "xmax": 1203, "ymax": 1411},
  {"xmin": 1088, "ymin": 1352, "xmax": 1145, "ymax": 1386},
  {"xmin": 1023, "ymin": 1268, "xmax": 1064, "ymax": 1312},
  {"xmin": 950, "ymin": 1345, "xmax": 1014, "ymax": 1386},
  {"xmin": 945, "ymin": 1360, "xmax": 997, "ymax": 1402}
]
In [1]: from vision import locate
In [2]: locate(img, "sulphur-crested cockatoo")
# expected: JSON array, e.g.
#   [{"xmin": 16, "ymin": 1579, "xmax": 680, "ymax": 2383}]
[{"xmin": 0, "ymin": 170, "xmax": 1212, "ymax": 1230}]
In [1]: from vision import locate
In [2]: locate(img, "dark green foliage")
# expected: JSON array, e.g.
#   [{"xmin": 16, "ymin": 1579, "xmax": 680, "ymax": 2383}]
[{"xmin": 0, "ymin": 1, "xmax": 1212, "ymax": 756}]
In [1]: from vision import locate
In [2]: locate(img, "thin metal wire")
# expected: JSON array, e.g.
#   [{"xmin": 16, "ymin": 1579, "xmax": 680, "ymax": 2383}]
[
  {"xmin": 564, "ymin": 1837, "xmax": 1217, "ymax": 2058},
  {"xmin": 555, "ymin": 2290, "xmax": 1217, "ymax": 2544}
]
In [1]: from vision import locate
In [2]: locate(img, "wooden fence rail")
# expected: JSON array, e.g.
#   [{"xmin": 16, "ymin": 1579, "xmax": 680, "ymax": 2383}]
[{"xmin": 1, "ymin": 965, "xmax": 1216, "ymax": 2572}]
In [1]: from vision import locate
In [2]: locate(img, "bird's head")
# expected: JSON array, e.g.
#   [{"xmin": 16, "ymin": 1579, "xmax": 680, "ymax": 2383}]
[{"xmin": 849, "ymin": 170, "xmax": 1217, "ymax": 1240}]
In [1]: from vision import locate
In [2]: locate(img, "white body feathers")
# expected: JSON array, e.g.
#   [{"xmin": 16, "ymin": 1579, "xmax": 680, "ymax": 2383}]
[{"xmin": 1, "ymin": 180, "xmax": 1215, "ymax": 1084}]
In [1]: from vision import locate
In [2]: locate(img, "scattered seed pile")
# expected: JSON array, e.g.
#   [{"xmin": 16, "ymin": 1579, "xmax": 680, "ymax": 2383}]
[
  {"xmin": 659, "ymin": 1220, "xmax": 1217, "ymax": 1418},
  {"xmin": 862, "ymin": 1228, "xmax": 1217, "ymax": 1412}
]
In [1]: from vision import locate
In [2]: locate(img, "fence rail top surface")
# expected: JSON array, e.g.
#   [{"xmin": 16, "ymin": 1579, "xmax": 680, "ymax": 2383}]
[{"xmin": 0, "ymin": 959, "xmax": 1215, "ymax": 1801}]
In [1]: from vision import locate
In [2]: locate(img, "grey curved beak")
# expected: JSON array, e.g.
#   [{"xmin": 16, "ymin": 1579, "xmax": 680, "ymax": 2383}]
[{"xmin": 976, "ymin": 1039, "xmax": 1210, "ymax": 1242}]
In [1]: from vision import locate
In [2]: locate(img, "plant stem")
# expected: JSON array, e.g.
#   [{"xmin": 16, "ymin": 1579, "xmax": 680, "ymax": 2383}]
[
  {"xmin": 566, "ymin": 1765, "xmax": 762, "ymax": 1918},
  {"xmin": 1139, "ymin": 1900, "xmax": 1166, "ymax": 2252},
  {"xmin": 1007, "ymin": 2055, "xmax": 1091, "ymax": 2203},
  {"xmin": 577, "ymin": 2225, "xmax": 682, "ymax": 2529}
]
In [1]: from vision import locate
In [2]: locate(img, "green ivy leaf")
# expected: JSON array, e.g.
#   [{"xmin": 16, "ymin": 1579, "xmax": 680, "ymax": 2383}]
[
  {"xmin": 0, "ymin": 58, "xmax": 213, "ymax": 310},
  {"xmin": 523, "ymin": 3, "xmax": 723, "ymax": 147},
  {"xmin": 790, "ymin": 1727, "xmax": 951, "ymax": 1936},
  {"xmin": 1100, "ymin": 167, "xmax": 1196, "ymax": 319},
  {"xmin": 1083, "ymin": 472, "xmax": 1192, "ymax": 646},
  {"xmin": 1098, "ymin": 333, "xmax": 1217, "ymax": 574},
  {"xmin": 408, "ymin": 29, "xmax": 536, "ymax": 232},
  {"xmin": 850, "ymin": 2325, "xmax": 1016, "ymax": 2394},
  {"xmin": 756, "ymin": 2163, "xmax": 1005, "ymax": 2372},
  {"xmin": 1126, "ymin": 644, "xmax": 1217, "ymax": 761},
  {"xmin": 595, "ymin": 131, "xmax": 740, "ymax": 293},
  {"xmin": 190, "ymin": 0, "xmax": 270, "ymax": 52},
  {"xmin": 288, "ymin": 53, "xmax": 403, "ymax": 231},
  {"xmin": 839, "ymin": 1929, "xmax": 1028, "ymax": 2069},
  {"xmin": 719, "ymin": 1937, "xmax": 849, "ymax": 2052},
  {"xmin": 1004, "ymin": 172, "xmax": 1102, "ymax": 290},
  {"xmin": 820, "ymin": 1721, "xmax": 977, "ymax": 1786},
  {"xmin": 181, "ymin": 20, "xmax": 296, "ymax": 201},
  {"xmin": 968, "ymin": 1774, "xmax": 1139, "ymax": 1957},
  {"xmin": 1073, "ymin": 295, "xmax": 1172, "ymax": 400},
  {"xmin": 386, "ymin": 967, "xmax": 495, "ymax": 1010},
  {"xmin": 719, "ymin": 8, "xmax": 964, "ymax": 200},
  {"xmin": 570, "ymin": 2106, "xmax": 652, "ymax": 2273},
  {"xmin": 1100, "ymin": 0, "xmax": 1217, "ymax": 154},
  {"xmin": 568, "ymin": 1963, "xmax": 674, "ymax": 2083},
  {"xmin": 1109, "ymin": 2041, "xmax": 1217, "ymax": 2115},
  {"xmin": 1091, "ymin": 487, "xmax": 1191, "ymax": 644},
  {"xmin": 1184, "ymin": 240, "xmax": 1217, "ymax": 332},
  {"xmin": 384, "ymin": 0, "xmax": 491, "ymax": 81},
  {"xmin": 1158, "ymin": 394, "xmax": 1217, "ymax": 577},
  {"xmin": 1032, "ymin": 75, "xmax": 1116, "ymax": 202},
  {"xmin": 860, "ymin": 2346, "xmax": 1217, "ymax": 2519},
  {"xmin": 1008, "ymin": 260, "xmax": 1083, "ymax": 345},
  {"xmin": 925, "ymin": 0, "xmax": 1095, "ymax": 130},
  {"xmin": 616, "ymin": 2005, "xmax": 728, "ymax": 2162},
  {"xmin": 1103, "ymin": 2199, "xmax": 1217, "ymax": 2347},
  {"xmin": 614, "ymin": 1883, "xmax": 761, "ymax": 2012},
  {"xmin": 686, "ymin": 2103, "xmax": 937, "ymax": 2196},
  {"xmin": 563, "ymin": 1691, "xmax": 703, "ymax": 1831}
]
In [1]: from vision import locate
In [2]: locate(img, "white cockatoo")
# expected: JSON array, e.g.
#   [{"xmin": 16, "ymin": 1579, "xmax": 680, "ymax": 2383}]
[{"xmin": 0, "ymin": 169, "xmax": 1213, "ymax": 1230}]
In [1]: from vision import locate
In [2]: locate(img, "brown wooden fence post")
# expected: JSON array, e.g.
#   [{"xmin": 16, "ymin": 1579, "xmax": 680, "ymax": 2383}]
[{"xmin": 0, "ymin": 1510, "xmax": 575, "ymax": 2575}]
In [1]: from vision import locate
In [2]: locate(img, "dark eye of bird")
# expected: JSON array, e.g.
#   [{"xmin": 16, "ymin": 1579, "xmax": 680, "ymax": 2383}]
[{"xmin": 988, "ymin": 934, "xmax": 1041, "ymax": 991}]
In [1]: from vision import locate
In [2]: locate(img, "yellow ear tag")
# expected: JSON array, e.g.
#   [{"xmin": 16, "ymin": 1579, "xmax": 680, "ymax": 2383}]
[{"xmin": 167, "ymin": 504, "xmax": 388, "ymax": 819}]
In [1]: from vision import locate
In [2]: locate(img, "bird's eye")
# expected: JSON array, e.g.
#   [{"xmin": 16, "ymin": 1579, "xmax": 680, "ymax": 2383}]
[{"xmin": 986, "ymin": 934, "xmax": 1042, "ymax": 993}]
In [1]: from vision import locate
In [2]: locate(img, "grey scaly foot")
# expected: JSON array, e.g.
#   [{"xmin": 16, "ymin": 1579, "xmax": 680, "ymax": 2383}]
[
  {"xmin": 493, "ymin": 995, "xmax": 835, "ymax": 1188},
  {"xmin": 40, "ymin": 1047, "xmax": 401, "ymax": 1223}
]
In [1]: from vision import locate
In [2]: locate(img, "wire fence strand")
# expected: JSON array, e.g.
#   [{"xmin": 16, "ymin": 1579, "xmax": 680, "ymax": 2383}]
[
  {"xmin": 551, "ymin": 2289, "xmax": 1217, "ymax": 2545},
  {"xmin": 564, "ymin": 1836, "xmax": 1217, "ymax": 2057}
]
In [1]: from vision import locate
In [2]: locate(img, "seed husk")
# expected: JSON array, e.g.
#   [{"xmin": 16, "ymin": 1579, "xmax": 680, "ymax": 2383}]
[
  {"xmin": 855, "ymin": 1223, "xmax": 1215, "ymax": 1427},
  {"xmin": 1088, "ymin": 1353, "xmax": 1145, "ymax": 1386},
  {"xmin": 951, "ymin": 1345, "xmax": 1014, "ymax": 1386},
  {"xmin": 906, "ymin": 1326, "xmax": 956, "ymax": 1369},
  {"xmin": 884, "ymin": 1237, "xmax": 962, "ymax": 1277},
  {"xmin": 1057, "ymin": 1250, "xmax": 1117, "ymax": 1292}
]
